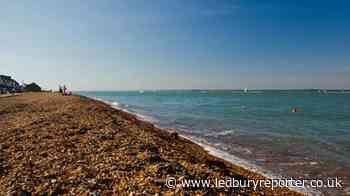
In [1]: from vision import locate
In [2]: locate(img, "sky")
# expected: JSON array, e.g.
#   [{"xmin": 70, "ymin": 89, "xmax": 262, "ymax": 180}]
[{"xmin": 1, "ymin": 0, "xmax": 350, "ymax": 90}]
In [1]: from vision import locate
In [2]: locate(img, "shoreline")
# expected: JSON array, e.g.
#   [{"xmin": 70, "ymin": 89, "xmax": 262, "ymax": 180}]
[
  {"xmin": 0, "ymin": 92, "xmax": 302, "ymax": 195},
  {"xmin": 86, "ymin": 94, "xmax": 318, "ymax": 196}
]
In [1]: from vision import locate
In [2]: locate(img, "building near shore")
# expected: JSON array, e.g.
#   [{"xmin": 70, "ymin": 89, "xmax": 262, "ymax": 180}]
[{"xmin": 0, "ymin": 75, "xmax": 21, "ymax": 94}]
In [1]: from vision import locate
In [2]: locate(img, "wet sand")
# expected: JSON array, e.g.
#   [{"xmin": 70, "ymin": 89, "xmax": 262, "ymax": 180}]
[{"xmin": 0, "ymin": 92, "xmax": 301, "ymax": 195}]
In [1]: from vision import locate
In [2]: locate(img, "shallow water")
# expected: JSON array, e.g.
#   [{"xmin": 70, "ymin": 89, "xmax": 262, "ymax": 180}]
[{"xmin": 77, "ymin": 90, "xmax": 350, "ymax": 194}]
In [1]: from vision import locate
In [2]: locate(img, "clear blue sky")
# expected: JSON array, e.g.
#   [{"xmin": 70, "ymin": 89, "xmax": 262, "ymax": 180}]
[{"xmin": 1, "ymin": 0, "xmax": 350, "ymax": 90}]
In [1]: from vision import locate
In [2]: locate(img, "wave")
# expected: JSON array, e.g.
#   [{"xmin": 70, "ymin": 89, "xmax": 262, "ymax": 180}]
[
  {"xmin": 133, "ymin": 112, "xmax": 158, "ymax": 123},
  {"xmin": 111, "ymin": 101, "xmax": 120, "ymax": 106},
  {"xmin": 180, "ymin": 135, "xmax": 319, "ymax": 195},
  {"xmin": 204, "ymin": 129, "xmax": 238, "ymax": 137},
  {"xmin": 91, "ymin": 96, "xmax": 158, "ymax": 123}
]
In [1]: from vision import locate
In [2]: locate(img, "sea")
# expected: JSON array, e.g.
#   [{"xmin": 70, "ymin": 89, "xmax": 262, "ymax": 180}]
[{"xmin": 77, "ymin": 90, "xmax": 350, "ymax": 195}]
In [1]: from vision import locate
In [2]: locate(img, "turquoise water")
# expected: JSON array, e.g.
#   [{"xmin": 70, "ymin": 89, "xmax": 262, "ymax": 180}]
[{"xmin": 77, "ymin": 90, "xmax": 350, "ymax": 191}]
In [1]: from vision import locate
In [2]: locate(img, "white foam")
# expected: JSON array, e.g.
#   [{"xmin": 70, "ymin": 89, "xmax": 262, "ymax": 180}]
[
  {"xmin": 179, "ymin": 135, "xmax": 321, "ymax": 196},
  {"xmin": 205, "ymin": 129, "xmax": 237, "ymax": 137},
  {"xmin": 86, "ymin": 95, "xmax": 320, "ymax": 195},
  {"xmin": 134, "ymin": 112, "xmax": 158, "ymax": 123},
  {"xmin": 112, "ymin": 101, "xmax": 120, "ymax": 106},
  {"xmin": 90, "ymin": 96, "xmax": 158, "ymax": 123},
  {"xmin": 181, "ymin": 135, "xmax": 273, "ymax": 175}
]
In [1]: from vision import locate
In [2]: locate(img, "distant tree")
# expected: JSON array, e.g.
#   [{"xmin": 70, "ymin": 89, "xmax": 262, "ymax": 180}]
[{"xmin": 24, "ymin": 83, "xmax": 42, "ymax": 92}]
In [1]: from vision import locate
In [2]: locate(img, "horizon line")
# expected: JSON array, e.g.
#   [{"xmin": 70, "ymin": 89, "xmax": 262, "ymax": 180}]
[{"xmin": 73, "ymin": 88, "xmax": 350, "ymax": 92}]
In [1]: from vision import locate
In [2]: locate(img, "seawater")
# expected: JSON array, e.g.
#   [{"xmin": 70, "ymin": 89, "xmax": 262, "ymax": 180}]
[{"xmin": 77, "ymin": 90, "xmax": 350, "ymax": 194}]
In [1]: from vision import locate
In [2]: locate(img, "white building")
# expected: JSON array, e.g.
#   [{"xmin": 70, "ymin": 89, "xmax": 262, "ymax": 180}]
[{"xmin": 0, "ymin": 75, "xmax": 21, "ymax": 93}]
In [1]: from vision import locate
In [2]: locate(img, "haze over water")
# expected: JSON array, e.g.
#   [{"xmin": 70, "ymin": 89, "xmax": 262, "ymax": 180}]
[{"xmin": 78, "ymin": 90, "xmax": 350, "ymax": 194}]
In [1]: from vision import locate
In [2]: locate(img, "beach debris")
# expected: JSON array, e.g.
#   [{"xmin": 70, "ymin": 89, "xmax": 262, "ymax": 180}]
[
  {"xmin": 97, "ymin": 133, "xmax": 114, "ymax": 140},
  {"xmin": 78, "ymin": 127, "xmax": 91, "ymax": 134},
  {"xmin": 170, "ymin": 132, "xmax": 179, "ymax": 140},
  {"xmin": 19, "ymin": 190, "xmax": 31, "ymax": 196}
]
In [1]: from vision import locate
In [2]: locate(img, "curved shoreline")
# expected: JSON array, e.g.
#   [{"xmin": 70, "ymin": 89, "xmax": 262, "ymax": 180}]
[
  {"xmin": 85, "ymin": 94, "xmax": 317, "ymax": 195},
  {"xmin": 0, "ymin": 92, "xmax": 303, "ymax": 195}
]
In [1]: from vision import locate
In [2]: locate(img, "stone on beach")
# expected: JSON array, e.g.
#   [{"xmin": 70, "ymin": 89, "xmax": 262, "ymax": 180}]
[{"xmin": 0, "ymin": 92, "xmax": 301, "ymax": 195}]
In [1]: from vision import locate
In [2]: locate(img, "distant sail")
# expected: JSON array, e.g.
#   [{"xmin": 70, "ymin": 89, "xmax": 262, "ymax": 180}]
[{"xmin": 244, "ymin": 88, "xmax": 248, "ymax": 93}]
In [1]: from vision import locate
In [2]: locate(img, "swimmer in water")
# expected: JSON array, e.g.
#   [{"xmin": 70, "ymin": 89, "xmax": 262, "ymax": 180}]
[{"xmin": 292, "ymin": 108, "xmax": 300, "ymax": 113}]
